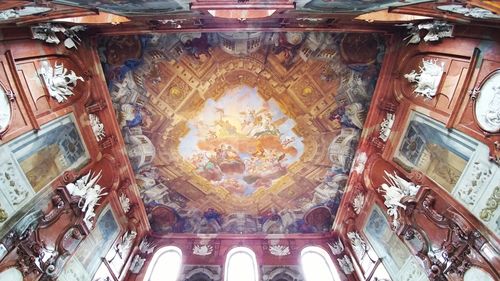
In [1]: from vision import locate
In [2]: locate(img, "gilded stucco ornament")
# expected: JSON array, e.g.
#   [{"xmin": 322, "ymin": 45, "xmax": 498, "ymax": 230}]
[
  {"xmin": 193, "ymin": 244, "xmax": 213, "ymax": 256},
  {"xmin": 378, "ymin": 171, "xmax": 421, "ymax": 230},
  {"xmin": 269, "ymin": 245, "xmax": 291, "ymax": 256},
  {"xmin": 65, "ymin": 171, "xmax": 108, "ymax": 229},
  {"xmin": 404, "ymin": 59, "xmax": 444, "ymax": 100},
  {"xmin": 39, "ymin": 61, "xmax": 84, "ymax": 103}
]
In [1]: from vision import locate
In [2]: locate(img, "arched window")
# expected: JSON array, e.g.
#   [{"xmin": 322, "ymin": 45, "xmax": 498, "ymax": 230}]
[
  {"xmin": 301, "ymin": 246, "xmax": 340, "ymax": 281},
  {"xmin": 224, "ymin": 247, "xmax": 258, "ymax": 281},
  {"xmin": 144, "ymin": 246, "xmax": 182, "ymax": 281}
]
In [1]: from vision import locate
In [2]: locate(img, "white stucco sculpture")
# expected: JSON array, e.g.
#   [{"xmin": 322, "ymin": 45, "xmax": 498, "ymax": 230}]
[
  {"xmin": 328, "ymin": 239, "xmax": 344, "ymax": 255},
  {"xmin": 269, "ymin": 245, "xmax": 291, "ymax": 256},
  {"xmin": 347, "ymin": 231, "xmax": 367, "ymax": 259},
  {"xmin": 400, "ymin": 21, "xmax": 453, "ymax": 44},
  {"xmin": 404, "ymin": 59, "xmax": 444, "ymax": 99},
  {"xmin": 119, "ymin": 193, "xmax": 131, "ymax": 214},
  {"xmin": 337, "ymin": 255, "xmax": 354, "ymax": 274},
  {"xmin": 378, "ymin": 171, "xmax": 421, "ymax": 230},
  {"xmin": 65, "ymin": 170, "xmax": 108, "ymax": 229},
  {"xmin": 39, "ymin": 61, "xmax": 84, "ymax": 103},
  {"xmin": 352, "ymin": 193, "xmax": 365, "ymax": 215},
  {"xmin": 438, "ymin": 5, "xmax": 500, "ymax": 19},
  {"xmin": 31, "ymin": 23, "xmax": 86, "ymax": 49},
  {"xmin": 193, "ymin": 244, "xmax": 213, "ymax": 256},
  {"xmin": 89, "ymin": 114, "xmax": 106, "ymax": 142},
  {"xmin": 379, "ymin": 113, "xmax": 395, "ymax": 142}
]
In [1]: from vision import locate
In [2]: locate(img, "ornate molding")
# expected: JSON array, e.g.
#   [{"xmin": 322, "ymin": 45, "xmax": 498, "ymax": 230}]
[
  {"xmin": 479, "ymin": 185, "xmax": 500, "ymax": 222},
  {"xmin": 396, "ymin": 188, "xmax": 492, "ymax": 281}
]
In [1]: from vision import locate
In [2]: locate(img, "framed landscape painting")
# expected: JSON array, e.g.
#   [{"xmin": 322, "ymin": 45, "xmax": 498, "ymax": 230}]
[{"xmin": 8, "ymin": 113, "xmax": 89, "ymax": 192}]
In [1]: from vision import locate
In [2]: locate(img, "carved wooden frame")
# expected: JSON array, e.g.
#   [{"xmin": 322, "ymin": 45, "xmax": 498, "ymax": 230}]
[{"xmin": 397, "ymin": 188, "xmax": 499, "ymax": 281}]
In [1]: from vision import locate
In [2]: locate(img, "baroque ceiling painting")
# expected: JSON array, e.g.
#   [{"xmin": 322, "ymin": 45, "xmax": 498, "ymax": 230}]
[{"xmin": 99, "ymin": 31, "xmax": 385, "ymax": 234}]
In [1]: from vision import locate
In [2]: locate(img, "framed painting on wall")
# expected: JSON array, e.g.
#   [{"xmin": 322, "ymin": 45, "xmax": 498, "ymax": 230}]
[
  {"xmin": 393, "ymin": 111, "xmax": 477, "ymax": 192},
  {"xmin": 363, "ymin": 205, "xmax": 428, "ymax": 281},
  {"xmin": 392, "ymin": 111, "xmax": 500, "ymax": 236},
  {"xmin": 7, "ymin": 113, "xmax": 89, "ymax": 192},
  {"xmin": 73, "ymin": 204, "xmax": 121, "ymax": 278}
]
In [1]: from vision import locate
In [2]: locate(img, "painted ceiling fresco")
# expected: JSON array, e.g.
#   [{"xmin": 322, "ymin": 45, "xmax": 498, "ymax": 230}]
[
  {"xmin": 53, "ymin": 0, "xmax": 430, "ymax": 15},
  {"xmin": 179, "ymin": 86, "xmax": 304, "ymax": 197},
  {"xmin": 99, "ymin": 31, "xmax": 385, "ymax": 234}
]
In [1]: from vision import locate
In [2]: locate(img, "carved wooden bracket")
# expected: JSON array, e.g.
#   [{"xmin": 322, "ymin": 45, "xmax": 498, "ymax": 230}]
[
  {"xmin": 376, "ymin": 99, "xmax": 398, "ymax": 113},
  {"xmin": 86, "ymin": 100, "xmax": 107, "ymax": 114},
  {"xmin": 99, "ymin": 135, "xmax": 117, "ymax": 150}
]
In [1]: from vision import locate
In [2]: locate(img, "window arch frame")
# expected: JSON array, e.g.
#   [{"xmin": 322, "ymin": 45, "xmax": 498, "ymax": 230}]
[
  {"xmin": 143, "ymin": 245, "xmax": 183, "ymax": 281},
  {"xmin": 224, "ymin": 246, "xmax": 259, "ymax": 281},
  {"xmin": 300, "ymin": 246, "xmax": 340, "ymax": 281}
]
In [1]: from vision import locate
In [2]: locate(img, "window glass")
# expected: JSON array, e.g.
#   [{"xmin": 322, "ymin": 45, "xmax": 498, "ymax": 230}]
[
  {"xmin": 224, "ymin": 247, "xmax": 258, "ymax": 281},
  {"xmin": 144, "ymin": 246, "xmax": 182, "ymax": 281},
  {"xmin": 301, "ymin": 246, "xmax": 340, "ymax": 281}
]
